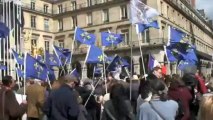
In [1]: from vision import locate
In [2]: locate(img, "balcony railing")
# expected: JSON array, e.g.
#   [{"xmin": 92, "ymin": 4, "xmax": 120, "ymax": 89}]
[
  {"xmin": 22, "ymin": 3, "xmax": 53, "ymax": 15},
  {"xmin": 52, "ymin": 0, "xmax": 112, "ymax": 14}
]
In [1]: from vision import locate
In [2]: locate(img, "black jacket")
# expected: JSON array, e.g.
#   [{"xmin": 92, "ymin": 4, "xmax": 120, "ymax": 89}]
[{"xmin": 43, "ymin": 84, "xmax": 79, "ymax": 120}]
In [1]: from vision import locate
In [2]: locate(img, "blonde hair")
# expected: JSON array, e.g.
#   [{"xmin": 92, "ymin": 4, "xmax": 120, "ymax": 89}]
[{"xmin": 198, "ymin": 95, "xmax": 213, "ymax": 120}]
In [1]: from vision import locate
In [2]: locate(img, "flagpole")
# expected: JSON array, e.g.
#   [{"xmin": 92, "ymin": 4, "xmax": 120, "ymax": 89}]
[
  {"xmin": 167, "ymin": 26, "xmax": 171, "ymax": 75},
  {"xmin": 8, "ymin": 0, "xmax": 11, "ymax": 75},
  {"xmin": 130, "ymin": 25, "xmax": 133, "ymax": 100},
  {"xmin": 92, "ymin": 65, "xmax": 95, "ymax": 80},
  {"xmin": 23, "ymin": 52, "xmax": 27, "ymax": 96},
  {"xmin": 102, "ymin": 46, "xmax": 107, "ymax": 94},
  {"xmin": 0, "ymin": 0, "xmax": 5, "ymax": 78},
  {"xmin": 136, "ymin": 25, "xmax": 146, "ymax": 79},
  {"xmin": 47, "ymin": 73, "xmax": 52, "ymax": 89},
  {"xmin": 82, "ymin": 45, "xmax": 91, "ymax": 80},
  {"xmin": 69, "ymin": 39, "xmax": 75, "ymax": 73},
  {"xmin": 84, "ymin": 77, "xmax": 102, "ymax": 107},
  {"xmin": 6, "ymin": 1, "xmax": 9, "ymax": 75}
]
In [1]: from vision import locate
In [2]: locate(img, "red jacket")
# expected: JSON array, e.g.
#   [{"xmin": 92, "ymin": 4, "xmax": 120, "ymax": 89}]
[
  {"xmin": 168, "ymin": 86, "xmax": 193, "ymax": 120},
  {"xmin": 195, "ymin": 75, "xmax": 208, "ymax": 94}
]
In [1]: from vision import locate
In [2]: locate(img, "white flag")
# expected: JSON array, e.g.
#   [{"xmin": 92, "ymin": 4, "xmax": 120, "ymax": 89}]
[{"xmin": 130, "ymin": 0, "xmax": 159, "ymax": 24}]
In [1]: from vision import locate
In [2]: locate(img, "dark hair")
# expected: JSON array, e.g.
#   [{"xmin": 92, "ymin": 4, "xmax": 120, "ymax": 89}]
[
  {"xmin": 2, "ymin": 76, "xmax": 13, "ymax": 87},
  {"xmin": 170, "ymin": 74, "xmax": 185, "ymax": 88},
  {"xmin": 110, "ymin": 83, "xmax": 129, "ymax": 119},
  {"xmin": 139, "ymin": 79, "xmax": 152, "ymax": 99},
  {"xmin": 149, "ymin": 79, "xmax": 168, "ymax": 101}
]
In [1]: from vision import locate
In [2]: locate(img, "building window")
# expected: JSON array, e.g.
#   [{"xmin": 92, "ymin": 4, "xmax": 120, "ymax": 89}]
[
  {"xmin": 45, "ymin": 41, "xmax": 50, "ymax": 52},
  {"xmin": 102, "ymin": 0, "xmax": 108, "ymax": 3},
  {"xmin": 31, "ymin": 16, "xmax": 36, "ymax": 28},
  {"xmin": 44, "ymin": 5, "xmax": 48, "ymax": 13},
  {"xmin": 87, "ymin": 0, "xmax": 92, "ymax": 7},
  {"xmin": 58, "ymin": 19, "xmax": 63, "ymax": 31},
  {"xmin": 44, "ymin": 19, "xmax": 49, "ymax": 31},
  {"xmin": 120, "ymin": 5, "xmax": 128, "ymax": 20},
  {"xmin": 167, "ymin": 6, "xmax": 169, "ymax": 19},
  {"xmin": 58, "ymin": 40, "xmax": 64, "ymax": 48},
  {"xmin": 102, "ymin": 9, "xmax": 109, "ymax": 23},
  {"xmin": 71, "ymin": 1, "xmax": 77, "ymax": 10},
  {"xmin": 141, "ymin": 30, "xmax": 150, "ymax": 43},
  {"xmin": 72, "ymin": 16, "xmax": 77, "ymax": 29},
  {"xmin": 87, "ymin": 13, "xmax": 92, "ymax": 26},
  {"xmin": 121, "ymin": 29, "xmax": 129, "ymax": 45},
  {"xmin": 31, "ymin": 39, "xmax": 37, "ymax": 47},
  {"xmin": 31, "ymin": 1, "xmax": 35, "ymax": 10},
  {"xmin": 58, "ymin": 4, "xmax": 63, "ymax": 13},
  {"xmin": 160, "ymin": 1, "xmax": 163, "ymax": 15}
]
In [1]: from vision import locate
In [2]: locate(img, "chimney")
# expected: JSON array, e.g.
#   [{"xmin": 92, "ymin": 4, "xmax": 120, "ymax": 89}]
[{"xmin": 191, "ymin": 0, "xmax": 196, "ymax": 8}]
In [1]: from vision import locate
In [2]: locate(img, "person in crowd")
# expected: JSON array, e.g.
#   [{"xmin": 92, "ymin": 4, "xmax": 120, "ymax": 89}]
[
  {"xmin": 129, "ymin": 74, "xmax": 140, "ymax": 114},
  {"xmin": 102, "ymin": 83, "xmax": 135, "ymax": 120},
  {"xmin": 195, "ymin": 71, "xmax": 208, "ymax": 94},
  {"xmin": 26, "ymin": 80, "xmax": 46, "ymax": 120},
  {"xmin": 139, "ymin": 79, "xmax": 178, "ymax": 120},
  {"xmin": 164, "ymin": 75, "xmax": 172, "ymax": 87},
  {"xmin": 17, "ymin": 79, "xmax": 34, "ymax": 94},
  {"xmin": 198, "ymin": 94, "xmax": 213, "ymax": 120},
  {"xmin": 43, "ymin": 74, "xmax": 79, "ymax": 120},
  {"xmin": 168, "ymin": 75, "xmax": 193, "ymax": 120},
  {"xmin": 0, "ymin": 76, "xmax": 27, "ymax": 120},
  {"xmin": 82, "ymin": 80, "xmax": 98, "ymax": 120}
]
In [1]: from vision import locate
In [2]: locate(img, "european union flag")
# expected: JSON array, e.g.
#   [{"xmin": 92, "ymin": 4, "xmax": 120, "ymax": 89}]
[
  {"xmin": 63, "ymin": 51, "xmax": 72, "ymax": 64},
  {"xmin": 86, "ymin": 45, "xmax": 106, "ymax": 64},
  {"xmin": 181, "ymin": 48, "xmax": 198, "ymax": 62},
  {"xmin": 165, "ymin": 46, "xmax": 177, "ymax": 62},
  {"xmin": 0, "ymin": 22, "xmax": 10, "ymax": 38},
  {"xmin": 74, "ymin": 27, "xmax": 96, "ymax": 45},
  {"xmin": 136, "ymin": 20, "xmax": 159, "ymax": 33},
  {"xmin": 168, "ymin": 26, "xmax": 186, "ymax": 45},
  {"xmin": 70, "ymin": 68, "xmax": 80, "ymax": 80},
  {"xmin": 48, "ymin": 68, "xmax": 56, "ymax": 81},
  {"xmin": 94, "ymin": 66, "xmax": 102, "ymax": 76},
  {"xmin": 45, "ymin": 51, "xmax": 60, "ymax": 67},
  {"xmin": 120, "ymin": 58, "xmax": 130, "ymax": 67},
  {"xmin": 178, "ymin": 60, "xmax": 196, "ymax": 70},
  {"xmin": 16, "ymin": 68, "xmax": 24, "ymax": 78},
  {"xmin": 101, "ymin": 32, "xmax": 123, "ymax": 46},
  {"xmin": 11, "ymin": 49, "xmax": 24, "ymax": 65},
  {"xmin": 25, "ymin": 53, "xmax": 48, "ymax": 81},
  {"xmin": 36, "ymin": 55, "xmax": 45, "ymax": 63},
  {"xmin": 106, "ymin": 55, "xmax": 121, "ymax": 71},
  {"xmin": 0, "ymin": 62, "xmax": 6, "ymax": 70},
  {"xmin": 53, "ymin": 45, "xmax": 66, "ymax": 58}
]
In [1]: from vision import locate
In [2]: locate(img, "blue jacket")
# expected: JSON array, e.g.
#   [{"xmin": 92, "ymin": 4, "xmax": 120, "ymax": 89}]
[{"xmin": 43, "ymin": 84, "xmax": 79, "ymax": 120}]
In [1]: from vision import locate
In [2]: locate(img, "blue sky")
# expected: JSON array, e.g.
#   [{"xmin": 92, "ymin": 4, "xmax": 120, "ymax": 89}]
[{"xmin": 196, "ymin": 0, "xmax": 213, "ymax": 20}]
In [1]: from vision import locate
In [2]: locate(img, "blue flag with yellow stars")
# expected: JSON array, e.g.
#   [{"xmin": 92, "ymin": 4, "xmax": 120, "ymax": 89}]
[
  {"xmin": 25, "ymin": 53, "xmax": 48, "ymax": 81},
  {"xmin": 16, "ymin": 68, "xmax": 24, "ymax": 78},
  {"xmin": 11, "ymin": 49, "xmax": 24, "ymax": 65},
  {"xmin": 86, "ymin": 45, "xmax": 106, "ymax": 64},
  {"xmin": 0, "ymin": 22, "xmax": 10, "ymax": 38},
  {"xmin": 0, "ymin": 62, "xmax": 6, "ymax": 70},
  {"xmin": 74, "ymin": 27, "xmax": 96, "ymax": 45},
  {"xmin": 45, "ymin": 51, "xmax": 60, "ymax": 67},
  {"xmin": 168, "ymin": 26, "xmax": 186, "ymax": 45},
  {"xmin": 101, "ymin": 32, "xmax": 123, "ymax": 46}
]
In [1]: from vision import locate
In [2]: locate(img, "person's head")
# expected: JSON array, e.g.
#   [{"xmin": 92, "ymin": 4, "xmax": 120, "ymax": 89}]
[
  {"xmin": 2, "ymin": 76, "xmax": 15, "ymax": 88},
  {"xmin": 107, "ymin": 72, "xmax": 114, "ymax": 81},
  {"xmin": 170, "ymin": 75, "xmax": 185, "ymax": 89},
  {"xmin": 164, "ymin": 75, "xmax": 172, "ymax": 87},
  {"xmin": 152, "ymin": 66, "xmax": 162, "ymax": 79},
  {"xmin": 110, "ymin": 83, "xmax": 129, "ymax": 118},
  {"xmin": 198, "ymin": 95, "xmax": 213, "ymax": 120},
  {"xmin": 52, "ymin": 80, "xmax": 61, "ymax": 90},
  {"xmin": 61, "ymin": 75, "xmax": 78, "ymax": 88},
  {"xmin": 149, "ymin": 78, "xmax": 168, "ymax": 101},
  {"xmin": 139, "ymin": 79, "xmax": 152, "ymax": 101}
]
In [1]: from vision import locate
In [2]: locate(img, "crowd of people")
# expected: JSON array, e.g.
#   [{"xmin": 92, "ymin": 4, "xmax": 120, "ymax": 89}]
[{"xmin": 0, "ymin": 66, "xmax": 213, "ymax": 120}]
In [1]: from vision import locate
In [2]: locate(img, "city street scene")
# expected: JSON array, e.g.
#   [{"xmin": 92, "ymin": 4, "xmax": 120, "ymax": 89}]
[{"xmin": 0, "ymin": 0, "xmax": 213, "ymax": 120}]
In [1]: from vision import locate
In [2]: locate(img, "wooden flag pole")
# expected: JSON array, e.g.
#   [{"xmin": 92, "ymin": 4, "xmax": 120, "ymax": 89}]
[
  {"xmin": 102, "ymin": 46, "xmax": 107, "ymax": 94},
  {"xmin": 136, "ymin": 25, "xmax": 146, "ymax": 79}
]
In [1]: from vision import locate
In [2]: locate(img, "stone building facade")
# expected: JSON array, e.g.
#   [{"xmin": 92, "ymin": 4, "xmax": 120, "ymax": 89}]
[{"xmin": 21, "ymin": 0, "xmax": 213, "ymax": 78}]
